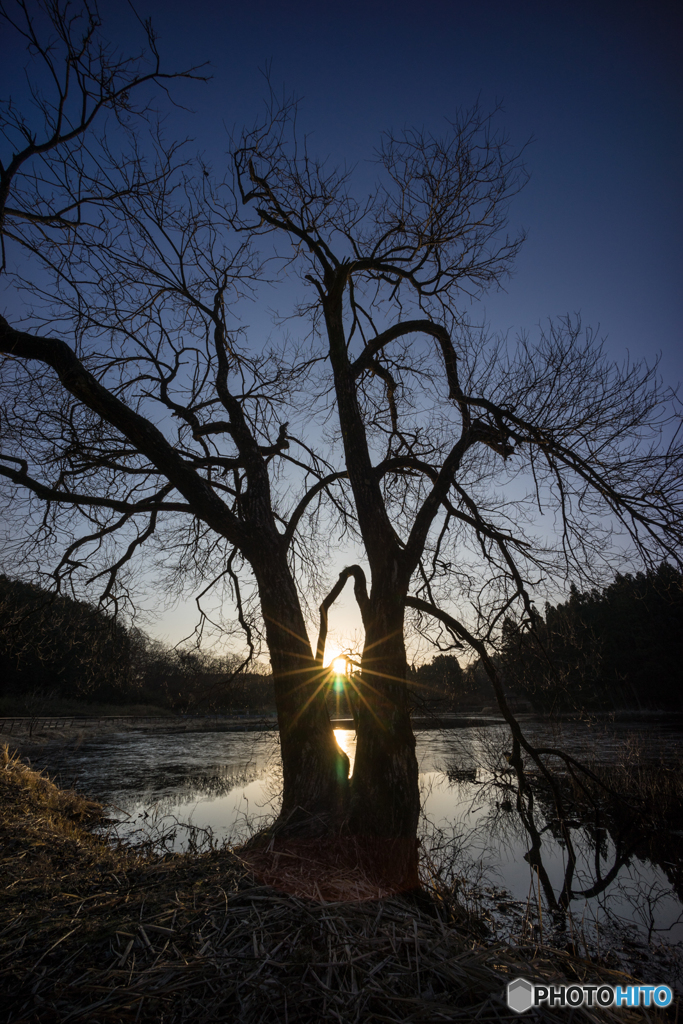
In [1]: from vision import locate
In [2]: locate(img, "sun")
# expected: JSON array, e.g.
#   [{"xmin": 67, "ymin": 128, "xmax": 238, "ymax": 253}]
[
  {"xmin": 332, "ymin": 657, "xmax": 347, "ymax": 676},
  {"xmin": 323, "ymin": 646, "xmax": 341, "ymax": 669}
]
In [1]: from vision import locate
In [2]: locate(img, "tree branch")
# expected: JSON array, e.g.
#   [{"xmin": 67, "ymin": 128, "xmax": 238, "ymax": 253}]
[
  {"xmin": 315, "ymin": 565, "xmax": 370, "ymax": 666},
  {"xmin": 283, "ymin": 470, "xmax": 348, "ymax": 549},
  {"xmin": 0, "ymin": 316, "xmax": 247, "ymax": 544}
]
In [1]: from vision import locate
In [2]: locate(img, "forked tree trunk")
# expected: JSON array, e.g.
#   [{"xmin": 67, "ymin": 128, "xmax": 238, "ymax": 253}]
[
  {"xmin": 349, "ymin": 596, "xmax": 420, "ymax": 890},
  {"xmin": 251, "ymin": 552, "xmax": 419, "ymax": 893},
  {"xmin": 319, "ymin": 289, "xmax": 422, "ymax": 888},
  {"xmin": 253, "ymin": 551, "xmax": 349, "ymax": 829}
]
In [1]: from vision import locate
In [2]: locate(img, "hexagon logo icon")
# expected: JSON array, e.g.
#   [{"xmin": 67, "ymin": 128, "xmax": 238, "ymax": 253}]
[{"xmin": 507, "ymin": 977, "xmax": 534, "ymax": 1013}]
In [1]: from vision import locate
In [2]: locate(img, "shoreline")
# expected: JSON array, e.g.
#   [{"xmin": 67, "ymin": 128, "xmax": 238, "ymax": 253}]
[
  {"xmin": 3, "ymin": 708, "xmax": 682, "ymax": 751},
  {"xmin": 3, "ymin": 746, "xmax": 672, "ymax": 1022}
]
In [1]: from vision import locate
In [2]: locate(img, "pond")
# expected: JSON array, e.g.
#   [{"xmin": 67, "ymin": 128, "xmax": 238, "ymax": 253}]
[{"xmin": 25, "ymin": 716, "xmax": 683, "ymax": 983}]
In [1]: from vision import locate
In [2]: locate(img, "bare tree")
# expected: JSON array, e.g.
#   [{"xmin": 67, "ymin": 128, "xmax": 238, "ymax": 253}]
[
  {"xmin": 0, "ymin": 2, "xmax": 351, "ymax": 843},
  {"xmin": 227, "ymin": 101, "xmax": 682, "ymax": 883},
  {"xmin": 0, "ymin": 0, "xmax": 211, "ymax": 269},
  {"xmin": 1, "ymin": 12, "xmax": 681, "ymax": 890}
]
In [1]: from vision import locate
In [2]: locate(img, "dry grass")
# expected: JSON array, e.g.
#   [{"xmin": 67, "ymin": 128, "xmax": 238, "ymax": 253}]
[
  {"xmin": 1, "ymin": 746, "xmax": 670, "ymax": 1023},
  {"xmin": 559, "ymin": 735, "xmax": 683, "ymax": 840}
]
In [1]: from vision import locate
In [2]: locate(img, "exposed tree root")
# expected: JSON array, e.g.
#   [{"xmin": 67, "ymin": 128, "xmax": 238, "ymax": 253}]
[{"xmin": 241, "ymin": 833, "xmax": 422, "ymax": 902}]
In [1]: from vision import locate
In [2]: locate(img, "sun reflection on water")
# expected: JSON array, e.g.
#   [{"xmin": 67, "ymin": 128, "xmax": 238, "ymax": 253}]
[
  {"xmin": 334, "ymin": 727, "xmax": 357, "ymax": 774},
  {"xmin": 27, "ymin": 725, "xmax": 683, "ymax": 951}
]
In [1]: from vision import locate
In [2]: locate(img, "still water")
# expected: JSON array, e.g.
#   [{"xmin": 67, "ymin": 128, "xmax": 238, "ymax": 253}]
[{"xmin": 28, "ymin": 718, "xmax": 683, "ymax": 963}]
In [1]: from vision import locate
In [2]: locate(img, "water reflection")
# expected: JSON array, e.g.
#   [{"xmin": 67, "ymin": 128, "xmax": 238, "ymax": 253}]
[
  {"xmin": 333, "ymin": 728, "xmax": 356, "ymax": 773},
  {"xmin": 27, "ymin": 720, "xmax": 683, "ymax": 963},
  {"xmin": 32, "ymin": 730, "xmax": 283, "ymax": 847},
  {"xmin": 418, "ymin": 723, "xmax": 683, "ymax": 986}
]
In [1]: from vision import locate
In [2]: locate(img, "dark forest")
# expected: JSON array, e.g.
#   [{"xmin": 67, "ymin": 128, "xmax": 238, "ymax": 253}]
[{"xmin": 3, "ymin": 563, "xmax": 680, "ymax": 716}]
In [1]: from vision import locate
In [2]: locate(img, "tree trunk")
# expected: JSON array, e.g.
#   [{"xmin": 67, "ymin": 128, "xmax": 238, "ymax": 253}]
[
  {"xmin": 250, "ymin": 547, "xmax": 419, "ymax": 894},
  {"xmin": 349, "ymin": 594, "xmax": 420, "ymax": 890},
  {"xmin": 253, "ymin": 551, "xmax": 349, "ymax": 831}
]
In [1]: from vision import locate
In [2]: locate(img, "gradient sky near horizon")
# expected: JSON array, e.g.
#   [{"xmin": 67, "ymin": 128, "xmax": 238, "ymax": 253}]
[{"xmin": 2, "ymin": 0, "xmax": 682, "ymax": 654}]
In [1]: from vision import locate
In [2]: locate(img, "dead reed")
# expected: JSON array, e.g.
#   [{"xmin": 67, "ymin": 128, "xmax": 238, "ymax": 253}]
[
  {"xmin": 0, "ymin": 746, "xmax": 668, "ymax": 1022},
  {"xmin": 589, "ymin": 743, "xmax": 683, "ymax": 828}
]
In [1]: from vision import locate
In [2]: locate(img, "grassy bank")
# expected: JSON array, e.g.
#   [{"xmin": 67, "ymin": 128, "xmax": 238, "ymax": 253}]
[{"xmin": 0, "ymin": 746, "xmax": 668, "ymax": 1023}]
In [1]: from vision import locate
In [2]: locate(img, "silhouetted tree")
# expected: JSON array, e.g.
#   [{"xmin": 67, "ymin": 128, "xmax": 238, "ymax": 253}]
[
  {"xmin": 226, "ymin": 102, "xmax": 681, "ymax": 881},
  {"xmin": 1, "ymin": 6, "xmax": 681, "ymax": 888},
  {"xmin": 410, "ymin": 654, "xmax": 474, "ymax": 711},
  {"xmin": 0, "ymin": 574, "xmax": 137, "ymax": 702},
  {"xmin": 500, "ymin": 564, "xmax": 683, "ymax": 711}
]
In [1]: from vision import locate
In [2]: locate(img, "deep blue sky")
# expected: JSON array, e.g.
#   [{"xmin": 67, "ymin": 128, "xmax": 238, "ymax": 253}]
[
  {"xmin": 3, "ymin": 0, "xmax": 680, "ymax": 386},
  {"xmin": 2, "ymin": 0, "xmax": 681, "ymax": 648},
  {"xmin": 129, "ymin": 0, "xmax": 682, "ymax": 382}
]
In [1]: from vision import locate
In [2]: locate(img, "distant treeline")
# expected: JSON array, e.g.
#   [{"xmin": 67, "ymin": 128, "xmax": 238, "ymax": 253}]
[
  {"xmin": 407, "ymin": 563, "xmax": 683, "ymax": 714},
  {"xmin": 2, "ymin": 565, "xmax": 681, "ymax": 717},
  {"xmin": 499, "ymin": 563, "xmax": 683, "ymax": 712},
  {"xmin": 407, "ymin": 655, "xmax": 491, "ymax": 713},
  {"xmin": 0, "ymin": 576, "xmax": 274, "ymax": 714}
]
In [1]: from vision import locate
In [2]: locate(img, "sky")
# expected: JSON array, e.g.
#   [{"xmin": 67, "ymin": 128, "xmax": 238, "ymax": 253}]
[
  {"xmin": 1, "ymin": 0, "xmax": 682, "ymax": 655},
  {"xmin": 127, "ymin": 0, "xmax": 682, "ymax": 378}
]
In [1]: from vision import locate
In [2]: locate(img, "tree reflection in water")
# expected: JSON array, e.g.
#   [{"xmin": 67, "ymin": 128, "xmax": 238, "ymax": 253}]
[
  {"xmin": 420, "ymin": 727, "xmax": 683, "ymax": 984},
  {"xmin": 114, "ymin": 740, "xmax": 284, "ymax": 854},
  {"xmin": 27, "ymin": 722, "xmax": 683, "ymax": 983},
  {"xmin": 33, "ymin": 731, "xmax": 284, "ymax": 855}
]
